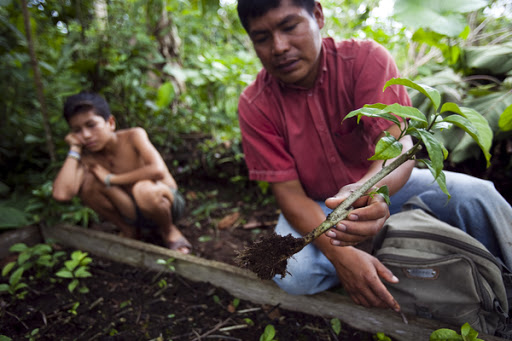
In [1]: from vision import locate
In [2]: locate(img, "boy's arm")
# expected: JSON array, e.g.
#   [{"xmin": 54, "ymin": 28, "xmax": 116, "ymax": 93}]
[
  {"xmin": 91, "ymin": 128, "xmax": 175, "ymax": 187},
  {"xmin": 52, "ymin": 134, "xmax": 86, "ymax": 201}
]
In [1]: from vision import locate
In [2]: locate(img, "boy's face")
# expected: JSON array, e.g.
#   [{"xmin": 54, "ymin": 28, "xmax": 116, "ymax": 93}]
[
  {"xmin": 247, "ymin": 0, "xmax": 324, "ymax": 88},
  {"xmin": 68, "ymin": 110, "xmax": 115, "ymax": 152}
]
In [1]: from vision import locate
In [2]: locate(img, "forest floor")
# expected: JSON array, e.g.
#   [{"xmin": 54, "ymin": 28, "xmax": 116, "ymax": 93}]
[{"xmin": 1, "ymin": 137, "xmax": 511, "ymax": 341}]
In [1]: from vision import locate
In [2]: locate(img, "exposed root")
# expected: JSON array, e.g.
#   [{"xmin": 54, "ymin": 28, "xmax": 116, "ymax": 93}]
[{"xmin": 235, "ymin": 232, "xmax": 305, "ymax": 280}]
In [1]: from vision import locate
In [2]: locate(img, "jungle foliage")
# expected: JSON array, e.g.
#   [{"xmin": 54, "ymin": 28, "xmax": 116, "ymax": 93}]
[{"xmin": 0, "ymin": 0, "xmax": 511, "ymax": 229}]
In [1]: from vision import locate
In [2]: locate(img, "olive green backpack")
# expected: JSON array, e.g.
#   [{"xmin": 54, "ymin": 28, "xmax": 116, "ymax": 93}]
[{"xmin": 373, "ymin": 198, "xmax": 510, "ymax": 337}]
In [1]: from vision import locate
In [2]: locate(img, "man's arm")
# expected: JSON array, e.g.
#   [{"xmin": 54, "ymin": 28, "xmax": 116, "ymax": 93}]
[{"xmin": 272, "ymin": 179, "xmax": 400, "ymax": 311}]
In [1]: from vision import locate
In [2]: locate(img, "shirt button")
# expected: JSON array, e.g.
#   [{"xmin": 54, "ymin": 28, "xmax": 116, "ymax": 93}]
[
  {"xmin": 330, "ymin": 156, "xmax": 336, "ymax": 163},
  {"xmin": 308, "ymin": 92, "xmax": 313, "ymax": 96}
]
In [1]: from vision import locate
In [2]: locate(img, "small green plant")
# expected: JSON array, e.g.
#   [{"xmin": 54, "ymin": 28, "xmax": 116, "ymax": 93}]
[
  {"xmin": 55, "ymin": 250, "xmax": 92, "ymax": 293},
  {"xmin": 259, "ymin": 324, "xmax": 276, "ymax": 341},
  {"xmin": 0, "ymin": 243, "xmax": 65, "ymax": 299},
  {"xmin": 0, "ymin": 335, "xmax": 13, "ymax": 341},
  {"xmin": 67, "ymin": 301, "xmax": 80, "ymax": 316},
  {"xmin": 24, "ymin": 328, "xmax": 39, "ymax": 341},
  {"xmin": 330, "ymin": 318, "xmax": 342, "ymax": 335},
  {"xmin": 373, "ymin": 332, "xmax": 392, "ymax": 341},
  {"xmin": 430, "ymin": 323, "xmax": 483, "ymax": 341}
]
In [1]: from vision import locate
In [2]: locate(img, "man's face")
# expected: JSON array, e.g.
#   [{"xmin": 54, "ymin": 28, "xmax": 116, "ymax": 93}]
[{"xmin": 247, "ymin": 0, "xmax": 324, "ymax": 88}]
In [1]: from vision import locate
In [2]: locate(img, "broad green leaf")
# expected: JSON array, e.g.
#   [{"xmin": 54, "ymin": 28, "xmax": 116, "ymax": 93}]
[
  {"xmin": 156, "ymin": 82, "xmax": 175, "ymax": 109},
  {"xmin": 382, "ymin": 103, "xmax": 428, "ymax": 125},
  {"xmin": 0, "ymin": 283, "xmax": 9, "ymax": 293},
  {"xmin": 17, "ymin": 251, "xmax": 31, "ymax": 266},
  {"xmin": 0, "ymin": 206, "xmax": 29, "ymax": 229},
  {"xmin": 498, "ymin": 103, "xmax": 512, "ymax": 132},
  {"xmin": 8, "ymin": 243, "xmax": 27, "ymax": 253},
  {"xmin": 430, "ymin": 328, "xmax": 463, "ymax": 341},
  {"xmin": 440, "ymin": 103, "xmax": 492, "ymax": 166},
  {"xmin": 369, "ymin": 132, "xmax": 403, "ymax": 161},
  {"xmin": 393, "ymin": 0, "xmax": 487, "ymax": 37},
  {"xmin": 385, "ymin": 78, "xmax": 441, "ymax": 112},
  {"xmin": 416, "ymin": 129, "xmax": 445, "ymax": 178},
  {"xmin": 442, "ymin": 115, "xmax": 478, "ymax": 137},
  {"xmin": 345, "ymin": 107, "xmax": 400, "ymax": 126},
  {"xmin": 260, "ymin": 324, "xmax": 276, "ymax": 341},
  {"xmin": 419, "ymin": 160, "xmax": 451, "ymax": 199},
  {"xmin": 376, "ymin": 186, "xmax": 391, "ymax": 206},
  {"xmin": 65, "ymin": 259, "xmax": 79, "ymax": 271}
]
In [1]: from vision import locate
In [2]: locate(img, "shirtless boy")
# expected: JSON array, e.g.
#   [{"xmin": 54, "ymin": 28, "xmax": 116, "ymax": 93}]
[{"xmin": 52, "ymin": 92, "xmax": 191, "ymax": 254}]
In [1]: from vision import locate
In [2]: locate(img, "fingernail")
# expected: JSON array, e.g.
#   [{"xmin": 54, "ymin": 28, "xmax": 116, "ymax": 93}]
[
  {"xmin": 348, "ymin": 214, "xmax": 358, "ymax": 221},
  {"xmin": 391, "ymin": 275, "xmax": 399, "ymax": 283},
  {"xmin": 337, "ymin": 224, "xmax": 346, "ymax": 232},
  {"xmin": 326, "ymin": 230, "xmax": 336, "ymax": 237},
  {"xmin": 332, "ymin": 240, "xmax": 341, "ymax": 246}
]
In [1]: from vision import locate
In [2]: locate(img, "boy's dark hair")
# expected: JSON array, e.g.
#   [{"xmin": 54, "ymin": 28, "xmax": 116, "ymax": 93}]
[
  {"xmin": 237, "ymin": 0, "xmax": 316, "ymax": 32},
  {"xmin": 63, "ymin": 92, "xmax": 111, "ymax": 123}
]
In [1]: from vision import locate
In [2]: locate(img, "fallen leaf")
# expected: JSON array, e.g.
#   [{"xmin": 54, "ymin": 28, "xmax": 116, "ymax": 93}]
[{"xmin": 217, "ymin": 212, "xmax": 240, "ymax": 230}]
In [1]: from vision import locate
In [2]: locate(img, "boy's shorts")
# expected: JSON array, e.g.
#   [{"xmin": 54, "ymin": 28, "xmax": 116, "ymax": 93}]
[{"xmin": 130, "ymin": 187, "xmax": 186, "ymax": 230}]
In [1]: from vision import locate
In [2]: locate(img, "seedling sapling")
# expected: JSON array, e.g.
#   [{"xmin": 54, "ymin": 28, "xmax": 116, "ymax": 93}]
[{"xmin": 236, "ymin": 78, "xmax": 493, "ymax": 280}]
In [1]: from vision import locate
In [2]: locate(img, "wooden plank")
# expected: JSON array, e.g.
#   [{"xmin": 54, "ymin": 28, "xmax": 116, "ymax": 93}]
[
  {"xmin": 0, "ymin": 226, "xmax": 42, "ymax": 259},
  {"xmin": 40, "ymin": 223, "xmax": 508, "ymax": 341}
]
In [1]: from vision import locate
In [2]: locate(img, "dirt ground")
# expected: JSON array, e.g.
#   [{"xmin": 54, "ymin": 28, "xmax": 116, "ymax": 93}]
[
  {"xmin": 1, "ymin": 137, "xmax": 511, "ymax": 340},
  {"xmin": 0, "ymin": 176, "xmax": 378, "ymax": 341}
]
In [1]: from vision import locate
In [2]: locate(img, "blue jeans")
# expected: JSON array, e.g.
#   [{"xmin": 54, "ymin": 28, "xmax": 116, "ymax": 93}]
[{"xmin": 273, "ymin": 168, "xmax": 512, "ymax": 295}]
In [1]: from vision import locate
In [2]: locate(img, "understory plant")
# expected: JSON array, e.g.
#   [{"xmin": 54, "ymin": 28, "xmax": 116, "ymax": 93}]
[
  {"xmin": 236, "ymin": 78, "xmax": 493, "ymax": 280},
  {"xmin": 55, "ymin": 250, "xmax": 92, "ymax": 293},
  {"xmin": 430, "ymin": 323, "xmax": 484, "ymax": 341}
]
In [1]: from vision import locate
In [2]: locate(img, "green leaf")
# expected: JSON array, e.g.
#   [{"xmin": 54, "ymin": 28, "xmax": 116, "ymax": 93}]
[
  {"xmin": 369, "ymin": 132, "xmax": 403, "ymax": 161},
  {"xmin": 9, "ymin": 243, "xmax": 27, "ymax": 253},
  {"xmin": 330, "ymin": 318, "xmax": 342, "ymax": 335},
  {"xmin": 55, "ymin": 269, "xmax": 74, "ymax": 279},
  {"xmin": 430, "ymin": 328, "xmax": 463, "ymax": 341},
  {"xmin": 68, "ymin": 279, "xmax": 79, "ymax": 293},
  {"xmin": 384, "ymin": 78, "xmax": 441, "ymax": 112},
  {"xmin": 393, "ymin": 0, "xmax": 487, "ymax": 37},
  {"xmin": 156, "ymin": 82, "xmax": 175, "ymax": 109},
  {"xmin": 498, "ymin": 103, "xmax": 512, "ymax": 132},
  {"xmin": 416, "ymin": 129, "xmax": 445, "ymax": 178},
  {"xmin": 0, "ymin": 206, "xmax": 29, "ymax": 229},
  {"xmin": 381, "ymin": 103, "xmax": 428, "ymax": 125},
  {"xmin": 260, "ymin": 324, "xmax": 276, "ymax": 341},
  {"xmin": 17, "ymin": 251, "xmax": 31, "ymax": 266},
  {"xmin": 440, "ymin": 103, "xmax": 493, "ymax": 167},
  {"xmin": 419, "ymin": 160, "xmax": 451, "ymax": 199},
  {"xmin": 74, "ymin": 267, "xmax": 92, "ymax": 278},
  {"xmin": 9, "ymin": 267, "xmax": 24, "ymax": 286},
  {"xmin": 2, "ymin": 261, "xmax": 15, "ymax": 277},
  {"xmin": 0, "ymin": 283, "xmax": 10, "ymax": 293},
  {"xmin": 376, "ymin": 186, "xmax": 391, "ymax": 206},
  {"xmin": 344, "ymin": 107, "xmax": 400, "ymax": 126}
]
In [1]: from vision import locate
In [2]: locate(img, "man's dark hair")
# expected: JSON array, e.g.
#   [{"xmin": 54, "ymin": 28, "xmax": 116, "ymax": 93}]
[
  {"xmin": 237, "ymin": 0, "xmax": 316, "ymax": 32},
  {"xmin": 63, "ymin": 92, "xmax": 111, "ymax": 123}
]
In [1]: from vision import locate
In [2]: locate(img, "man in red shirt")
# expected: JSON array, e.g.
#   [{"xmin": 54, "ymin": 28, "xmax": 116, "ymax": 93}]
[{"xmin": 237, "ymin": 0, "xmax": 512, "ymax": 312}]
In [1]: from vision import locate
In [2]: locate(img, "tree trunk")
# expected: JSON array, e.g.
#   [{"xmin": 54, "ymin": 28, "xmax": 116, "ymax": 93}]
[{"xmin": 20, "ymin": 0, "xmax": 56, "ymax": 162}]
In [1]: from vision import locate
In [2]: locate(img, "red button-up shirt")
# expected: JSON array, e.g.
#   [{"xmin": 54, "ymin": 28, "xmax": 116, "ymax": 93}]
[{"xmin": 238, "ymin": 38, "xmax": 412, "ymax": 200}]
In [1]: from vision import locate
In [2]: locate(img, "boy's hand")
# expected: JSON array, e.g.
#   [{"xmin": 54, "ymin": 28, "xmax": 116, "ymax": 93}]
[
  {"xmin": 90, "ymin": 164, "xmax": 111, "ymax": 185},
  {"xmin": 65, "ymin": 133, "xmax": 82, "ymax": 149},
  {"xmin": 324, "ymin": 183, "xmax": 389, "ymax": 246}
]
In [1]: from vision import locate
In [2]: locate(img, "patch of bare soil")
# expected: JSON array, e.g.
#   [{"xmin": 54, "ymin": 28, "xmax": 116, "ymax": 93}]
[
  {"xmin": 0, "ymin": 176, "xmax": 376, "ymax": 341},
  {"xmin": 0, "ymin": 251, "xmax": 372, "ymax": 341}
]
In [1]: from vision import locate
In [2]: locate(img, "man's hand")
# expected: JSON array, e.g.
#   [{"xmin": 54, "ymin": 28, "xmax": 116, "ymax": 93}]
[
  {"xmin": 331, "ymin": 246, "xmax": 400, "ymax": 311},
  {"xmin": 324, "ymin": 183, "xmax": 389, "ymax": 246}
]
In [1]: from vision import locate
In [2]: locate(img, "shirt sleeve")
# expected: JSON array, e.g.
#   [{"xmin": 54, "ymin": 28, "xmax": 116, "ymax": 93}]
[
  {"xmin": 353, "ymin": 40, "xmax": 412, "ymax": 144},
  {"xmin": 238, "ymin": 92, "xmax": 298, "ymax": 183}
]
